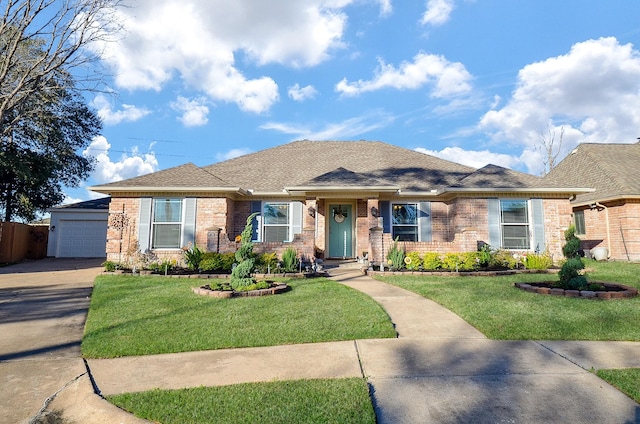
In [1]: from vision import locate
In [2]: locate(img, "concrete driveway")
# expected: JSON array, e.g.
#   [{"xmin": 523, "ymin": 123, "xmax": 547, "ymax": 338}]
[{"xmin": 0, "ymin": 258, "xmax": 147, "ymax": 424}]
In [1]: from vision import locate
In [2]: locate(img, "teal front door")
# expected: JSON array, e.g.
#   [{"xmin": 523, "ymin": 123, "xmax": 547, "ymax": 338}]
[{"xmin": 328, "ymin": 204, "xmax": 353, "ymax": 258}]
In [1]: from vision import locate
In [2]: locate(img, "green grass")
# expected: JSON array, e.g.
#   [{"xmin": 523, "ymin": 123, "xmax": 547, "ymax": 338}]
[
  {"xmin": 374, "ymin": 260, "xmax": 640, "ymax": 340},
  {"xmin": 107, "ymin": 378, "xmax": 376, "ymax": 424},
  {"xmin": 596, "ymin": 369, "xmax": 640, "ymax": 403},
  {"xmin": 82, "ymin": 275, "xmax": 396, "ymax": 358}
]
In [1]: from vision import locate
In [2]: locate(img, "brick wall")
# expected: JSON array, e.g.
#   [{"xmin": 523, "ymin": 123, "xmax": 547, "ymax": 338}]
[
  {"xmin": 579, "ymin": 200, "xmax": 640, "ymax": 260},
  {"xmin": 105, "ymin": 197, "xmax": 140, "ymax": 263}
]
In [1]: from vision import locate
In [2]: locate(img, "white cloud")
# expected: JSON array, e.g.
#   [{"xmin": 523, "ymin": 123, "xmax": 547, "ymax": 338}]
[
  {"xmin": 378, "ymin": 0, "xmax": 392, "ymax": 16},
  {"xmin": 288, "ymin": 84, "xmax": 319, "ymax": 102},
  {"xmin": 83, "ymin": 136, "xmax": 159, "ymax": 183},
  {"xmin": 92, "ymin": 0, "xmax": 353, "ymax": 113},
  {"xmin": 261, "ymin": 110, "xmax": 395, "ymax": 140},
  {"xmin": 415, "ymin": 146, "xmax": 522, "ymax": 169},
  {"xmin": 91, "ymin": 94, "xmax": 151, "ymax": 125},
  {"xmin": 479, "ymin": 37, "xmax": 640, "ymax": 174},
  {"xmin": 335, "ymin": 52, "xmax": 472, "ymax": 98},
  {"xmin": 421, "ymin": 0, "xmax": 454, "ymax": 26},
  {"xmin": 170, "ymin": 96, "xmax": 210, "ymax": 126},
  {"xmin": 215, "ymin": 148, "xmax": 254, "ymax": 162}
]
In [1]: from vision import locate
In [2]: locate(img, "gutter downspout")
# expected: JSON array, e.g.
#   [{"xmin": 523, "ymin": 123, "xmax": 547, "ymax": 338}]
[{"xmin": 595, "ymin": 202, "xmax": 611, "ymax": 257}]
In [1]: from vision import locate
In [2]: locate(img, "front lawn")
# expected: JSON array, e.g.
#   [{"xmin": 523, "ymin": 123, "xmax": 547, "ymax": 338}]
[
  {"xmin": 82, "ymin": 275, "xmax": 396, "ymax": 358},
  {"xmin": 374, "ymin": 260, "xmax": 640, "ymax": 340},
  {"xmin": 108, "ymin": 378, "xmax": 376, "ymax": 424},
  {"xmin": 596, "ymin": 369, "xmax": 640, "ymax": 403}
]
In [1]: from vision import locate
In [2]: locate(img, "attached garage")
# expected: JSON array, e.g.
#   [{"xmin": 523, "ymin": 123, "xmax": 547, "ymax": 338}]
[{"xmin": 47, "ymin": 197, "xmax": 110, "ymax": 258}]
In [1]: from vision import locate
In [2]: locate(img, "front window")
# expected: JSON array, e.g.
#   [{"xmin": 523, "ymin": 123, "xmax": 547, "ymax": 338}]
[
  {"xmin": 263, "ymin": 203, "xmax": 290, "ymax": 242},
  {"xmin": 392, "ymin": 203, "xmax": 418, "ymax": 241},
  {"xmin": 500, "ymin": 200, "xmax": 530, "ymax": 249},
  {"xmin": 152, "ymin": 198, "xmax": 183, "ymax": 248},
  {"xmin": 574, "ymin": 210, "xmax": 586, "ymax": 235}
]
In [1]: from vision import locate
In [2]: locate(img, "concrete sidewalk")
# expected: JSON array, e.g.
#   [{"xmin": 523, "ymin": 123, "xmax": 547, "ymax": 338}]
[{"xmin": 2, "ymin": 260, "xmax": 640, "ymax": 423}]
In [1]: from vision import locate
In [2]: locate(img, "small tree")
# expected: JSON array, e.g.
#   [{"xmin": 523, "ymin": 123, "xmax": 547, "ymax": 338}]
[
  {"xmin": 558, "ymin": 224, "xmax": 587, "ymax": 290},
  {"xmin": 230, "ymin": 213, "xmax": 258, "ymax": 289}
]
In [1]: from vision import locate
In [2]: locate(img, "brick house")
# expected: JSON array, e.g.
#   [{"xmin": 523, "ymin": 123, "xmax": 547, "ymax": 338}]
[
  {"xmin": 545, "ymin": 142, "xmax": 640, "ymax": 261},
  {"xmin": 90, "ymin": 140, "xmax": 588, "ymax": 265}
]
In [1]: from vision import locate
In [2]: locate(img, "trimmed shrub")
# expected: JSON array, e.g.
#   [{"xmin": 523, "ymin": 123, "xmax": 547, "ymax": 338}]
[
  {"xmin": 404, "ymin": 251, "xmax": 422, "ymax": 271},
  {"xmin": 441, "ymin": 253, "xmax": 461, "ymax": 271},
  {"xmin": 255, "ymin": 252, "xmax": 278, "ymax": 273},
  {"xmin": 231, "ymin": 213, "xmax": 258, "ymax": 289},
  {"xmin": 459, "ymin": 251, "xmax": 480, "ymax": 271},
  {"xmin": 490, "ymin": 250, "xmax": 520, "ymax": 269},
  {"xmin": 559, "ymin": 224, "xmax": 587, "ymax": 290},
  {"xmin": 422, "ymin": 252, "xmax": 442, "ymax": 270}
]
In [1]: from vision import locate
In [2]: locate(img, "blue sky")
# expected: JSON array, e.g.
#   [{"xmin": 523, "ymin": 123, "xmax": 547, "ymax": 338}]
[{"xmin": 69, "ymin": 0, "xmax": 640, "ymax": 203}]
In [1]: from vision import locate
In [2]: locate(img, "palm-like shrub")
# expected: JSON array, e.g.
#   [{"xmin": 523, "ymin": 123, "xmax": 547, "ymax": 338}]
[
  {"xmin": 386, "ymin": 238, "xmax": 405, "ymax": 270},
  {"xmin": 281, "ymin": 247, "xmax": 298, "ymax": 272}
]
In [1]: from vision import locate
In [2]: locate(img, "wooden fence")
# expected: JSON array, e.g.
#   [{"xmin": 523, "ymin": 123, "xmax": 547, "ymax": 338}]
[{"xmin": 0, "ymin": 222, "xmax": 49, "ymax": 264}]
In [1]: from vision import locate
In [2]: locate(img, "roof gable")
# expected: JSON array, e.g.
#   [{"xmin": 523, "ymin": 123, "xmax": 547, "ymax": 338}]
[
  {"xmin": 545, "ymin": 142, "xmax": 640, "ymax": 203},
  {"xmin": 454, "ymin": 164, "xmax": 546, "ymax": 189}
]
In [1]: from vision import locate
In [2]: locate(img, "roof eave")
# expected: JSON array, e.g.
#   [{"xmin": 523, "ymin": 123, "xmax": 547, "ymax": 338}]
[
  {"xmin": 441, "ymin": 187, "xmax": 595, "ymax": 194},
  {"xmin": 284, "ymin": 185, "xmax": 401, "ymax": 195},
  {"xmin": 572, "ymin": 194, "xmax": 640, "ymax": 207},
  {"xmin": 88, "ymin": 186, "xmax": 250, "ymax": 195}
]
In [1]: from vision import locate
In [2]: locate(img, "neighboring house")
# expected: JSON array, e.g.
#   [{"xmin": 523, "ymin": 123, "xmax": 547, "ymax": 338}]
[
  {"xmin": 89, "ymin": 140, "xmax": 588, "ymax": 265},
  {"xmin": 47, "ymin": 197, "xmax": 110, "ymax": 258},
  {"xmin": 545, "ymin": 142, "xmax": 640, "ymax": 261}
]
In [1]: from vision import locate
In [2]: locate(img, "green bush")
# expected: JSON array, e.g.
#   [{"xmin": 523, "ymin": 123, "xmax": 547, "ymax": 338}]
[
  {"xmin": 231, "ymin": 213, "xmax": 258, "ymax": 289},
  {"xmin": 200, "ymin": 252, "xmax": 235, "ymax": 273},
  {"xmin": 281, "ymin": 247, "xmax": 298, "ymax": 272},
  {"xmin": 559, "ymin": 224, "xmax": 587, "ymax": 290},
  {"xmin": 102, "ymin": 260, "xmax": 117, "ymax": 272},
  {"xmin": 490, "ymin": 250, "xmax": 520, "ymax": 269},
  {"xmin": 255, "ymin": 252, "xmax": 278, "ymax": 273},
  {"xmin": 422, "ymin": 252, "xmax": 442, "ymax": 270},
  {"xmin": 147, "ymin": 260, "xmax": 175, "ymax": 273},
  {"xmin": 522, "ymin": 252, "xmax": 553, "ymax": 270},
  {"xmin": 183, "ymin": 245, "xmax": 204, "ymax": 270},
  {"xmin": 459, "ymin": 252, "xmax": 480, "ymax": 271},
  {"xmin": 386, "ymin": 238, "xmax": 405, "ymax": 270},
  {"xmin": 441, "ymin": 253, "xmax": 461, "ymax": 271},
  {"xmin": 404, "ymin": 251, "xmax": 422, "ymax": 270},
  {"xmin": 558, "ymin": 257, "xmax": 587, "ymax": 290}
]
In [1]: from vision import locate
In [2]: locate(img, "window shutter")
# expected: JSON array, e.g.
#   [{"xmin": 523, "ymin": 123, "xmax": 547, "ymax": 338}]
[
  {"xmin": 138, "ymin": 198, "xmax": 152, "ymax": 252},
  {"xmin": 291, "ymin": 201, "xmax": 303, "ymax": 237},
  {"xmin": 251, "ymin": 201, "xmax": 262, "ymax": 242},
  {"xmin": 531, "ymin": 199, "xmax": 546, "ymax": 252},
  {"xmin": 418, "ymin": 201, "xmax": 432, "ymax": 242},
  {"xmin": 181, "ymin": 198, "xmax": 197, "ymax": 247},
  {"xmin": 487, "ymin": 198, "xmax": 501, "ymax": 248},
  {"xmin": 379, "ymin": 201, "xmax": 390, "ymax": 233}
]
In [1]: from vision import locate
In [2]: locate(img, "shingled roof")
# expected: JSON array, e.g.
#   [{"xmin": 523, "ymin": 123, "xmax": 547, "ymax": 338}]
[
  {"xmin": 201, "ymin": 140, "xmax": 475, "ymax": 193},
  {"xmin": 91, "ymin": 140, "xmax": 585, "ymax": 197},
  {"xmin": 544, "ymin": 142, "xmax": 640, "ymax": 205},
  {"xmin": 91, "ymin": 163, "xmax": 241, "ymax": 193}
]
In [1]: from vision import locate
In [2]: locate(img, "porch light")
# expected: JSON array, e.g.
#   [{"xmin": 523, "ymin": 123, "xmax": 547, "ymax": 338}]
[
  {"xmin": 370, "ymin": 206, "xmax": 379, "ymax": 218},
  {"xmin": 307, "ymin": 206, "xmax": 316, "ymax": 217}
]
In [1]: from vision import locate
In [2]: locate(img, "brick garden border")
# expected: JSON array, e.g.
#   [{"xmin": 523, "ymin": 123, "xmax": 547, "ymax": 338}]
[
  {"xmin": 192, "ymin": 283, "xmax": 290, "ymax": 298},
  {"xmin": 514, "ymin": 282, "xmax": 638, "ymax": 300}
]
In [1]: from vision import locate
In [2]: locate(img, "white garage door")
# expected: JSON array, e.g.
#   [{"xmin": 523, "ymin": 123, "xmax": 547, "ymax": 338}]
[{"xmin": 58, "ymin": 219, "xmax": 108, "ymax": 258}]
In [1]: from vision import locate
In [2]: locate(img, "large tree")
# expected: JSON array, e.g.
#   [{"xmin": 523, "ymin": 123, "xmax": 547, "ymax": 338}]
[
  {"xmin": 0, "ymin": 76, "xmax": 101, "ymax": 221},
  {"xmin": 0, "ymin": 0, "xmax": 117, "ymax": 221}
]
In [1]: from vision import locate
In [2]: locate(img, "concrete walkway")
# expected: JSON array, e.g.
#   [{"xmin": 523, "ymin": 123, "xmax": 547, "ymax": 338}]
[{"xmin": 2, "ymin": 260, "xmax": 640, "ymax": 423}]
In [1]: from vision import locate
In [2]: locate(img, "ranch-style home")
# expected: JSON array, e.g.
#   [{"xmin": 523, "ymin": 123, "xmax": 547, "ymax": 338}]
[{"xmin": 89, "ymin": 140, "xmax": 590, "ymax": 266}]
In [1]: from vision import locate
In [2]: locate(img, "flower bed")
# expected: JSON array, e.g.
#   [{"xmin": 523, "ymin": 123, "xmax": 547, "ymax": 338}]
[
  {"xmin": 514, "ymin": 281, "xmax": 638, "ymax": 299},
  {"xmin": 192, "ymin": 282, "xmax": 290, "ymax": 298}
]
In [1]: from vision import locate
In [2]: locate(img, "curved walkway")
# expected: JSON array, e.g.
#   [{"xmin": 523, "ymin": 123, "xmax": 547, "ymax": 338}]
[{"xmin": 2, "ymin": 261, "xmax": 640, "ymax": 423}]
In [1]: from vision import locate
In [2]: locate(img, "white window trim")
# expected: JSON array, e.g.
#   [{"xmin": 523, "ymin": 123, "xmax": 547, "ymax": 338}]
[
  {"xmin": 499, "ymin": 199, "xmax": 532, "ymax": 250},
  {"xmin": 262, "ymin": 201, "xmax": 293, "ymax": 243},
  {"xmin": 151, "ymin": 198, "xmax": 185, "ymax": 249},
  {"xmin": 391, "ymin": 202, "xmax": 420, "ymax": 242}
]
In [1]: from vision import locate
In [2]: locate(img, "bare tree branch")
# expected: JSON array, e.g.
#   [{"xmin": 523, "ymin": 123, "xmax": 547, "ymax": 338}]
[
  {"xmin": 0, "ymin": 0, "xmax": 121, "ymax": 139},
  {"xmin": 537, "ymin": 124, "xmax": 564, "ymax": 176}
]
